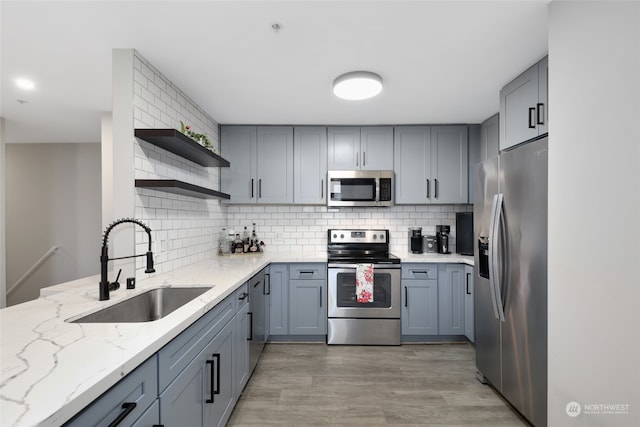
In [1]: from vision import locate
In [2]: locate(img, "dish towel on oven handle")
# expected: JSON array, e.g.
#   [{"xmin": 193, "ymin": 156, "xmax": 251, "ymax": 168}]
[{"xmin": 356, "ymin": 263, "xmax": 374, "ymax": 303}]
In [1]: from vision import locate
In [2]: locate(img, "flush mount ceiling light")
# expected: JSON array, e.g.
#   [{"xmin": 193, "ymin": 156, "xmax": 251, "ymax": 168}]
[
  {"xmin": 15, "ymin": 78, "xmax": 35, "ymax": 91},
  {"xmin": 333, "ymin": 71, "xmax": 383, "ymax": 101}
]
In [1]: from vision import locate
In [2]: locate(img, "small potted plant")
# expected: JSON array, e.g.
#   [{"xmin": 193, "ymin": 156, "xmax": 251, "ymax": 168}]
[{"xmin": 180, "ymin": 121, "xmax": 213, "ymax": 151}]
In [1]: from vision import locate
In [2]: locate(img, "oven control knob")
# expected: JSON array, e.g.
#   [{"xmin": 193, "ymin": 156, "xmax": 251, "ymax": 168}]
[
  {"xmin": 340, "ymin": 234, "xmax": 344, "ymax": 239},
  {"xmin": 379, "ymin": 234, "xmax": 385, "ymax": 241},
  {"xmin": 333, "ymin": 234, "xmax": 337, "ymax": 239},
  {"xmin": 372, "ymin": 234, "xmax": 377, "ymax": 240}
]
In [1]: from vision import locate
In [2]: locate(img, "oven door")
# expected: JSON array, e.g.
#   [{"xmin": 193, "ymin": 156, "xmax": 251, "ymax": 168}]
[{"xmin": 328, "ymin": 266, "xmax": 401, "ymax": 318}]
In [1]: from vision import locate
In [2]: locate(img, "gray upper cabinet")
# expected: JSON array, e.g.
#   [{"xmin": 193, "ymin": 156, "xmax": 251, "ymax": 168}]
[
  {"xmin": 480, "ymin": 114, "xmax": 499, "ymax": 161},
  {"xmin": 394, "ymin": 126, "xmax": 431, "ymax": 204},
  {"xmin": 431, "ymin": 126, "xmax": 469, "ymax": 204},
  {"xmin": 327, "ymin": 126, "xmax": 393, "ymax": 170},
  {"xmin": 394, "ymin": 125, "xmax": 468, "ymax": 204},
  {"xmin": 293, "ymin": 127, "xmax": 327, "ymax": 204},
  {"xmin": 221, "ymin": 126, "xmax": 294, "ymax": 204},
  {"xmin": 499, "ymin": 56, "xmax": 548, "ymax": 150}
]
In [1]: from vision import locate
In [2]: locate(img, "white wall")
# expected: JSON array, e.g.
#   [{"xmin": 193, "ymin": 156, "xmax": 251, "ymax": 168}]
[
  {"xmin": 0, "ymin": 118, "xmax": 6, "ymax": 308},
  {"xmin": 226, "ymin": 204, "xmax": 471, "ymax": 255},
  {"xmin": 110, "ymin": 50, "xmax": 226, "ymax": 276},
  {"xmin": 5, "ymin": 143, "xmax": 101, "ymax": 305},
  {"xmin": 548, "ymin": 2, "xmax": 640, "ymax": 426}
]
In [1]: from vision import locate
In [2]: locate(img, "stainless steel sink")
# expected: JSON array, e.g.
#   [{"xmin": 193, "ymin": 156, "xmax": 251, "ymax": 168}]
[{"xmin": 70, "ymin": 286, "xmax": 212, "ymax": 323}]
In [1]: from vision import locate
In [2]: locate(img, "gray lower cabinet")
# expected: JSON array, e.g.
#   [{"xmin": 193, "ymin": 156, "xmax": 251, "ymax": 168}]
[
  {"xmin": 159, "ymin": 320, "xmax": 234, "ymax": 427},
  {"xmin": 438, "ymin": 264, "xmax": 466, "ymax": 335},
  {"xmin": 401, "ymin": 264, "xmax": 439, "ymax": 335},
  {"xmin": 234, "ymin": 283, "xmax": 250, "ymax": 399},
  {"xmin": 63, "ymin": 355, "xmax": 159, "ymax": 427},
  {"xmin": 293, "ymin": 127, "xmax": 327, "ymax": 204},
  {"xmin": 269, "ymin": 264, "xmax": 289, "ymax": 336},
  {"xmin": 464, "ymin": 265, "xmax": 475, "ymax": 342},
  {"xmin": 288, "ymin": 263, "xmax": 327, "ymax": 336}
]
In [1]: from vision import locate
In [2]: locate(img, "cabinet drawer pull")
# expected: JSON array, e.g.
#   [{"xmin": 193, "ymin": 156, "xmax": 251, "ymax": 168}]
[
  {"xmin": 536, "ymin": 103, "xmax": 545, "ymax": 125},
  {"xmin": 319, "ymin": 287, "xmax": 322, "ymax": 307},
  {"xmin": 213, "ymin": 353, "xmax": 221, "ymax": 396},
  {"xmin": 205, "ymin": 360, "xmax": 215, "ymax": 403},
  {"xmin": 265, "ymin": 273, "xmax": 271, "ymax": 295},
  {"xmin": 466, "ymin": 273, "xmax": 471, "ymax": 295},
  {"xmin": 238, "ymin": 292, "xmax": 248, "ymax": 301},
  {"xmin": 108, "ymin": 402, "xmax": 136, "ymax": 427},
  {"xmin": 404, "ymin": 286, "xmax": 408, "ymax": 307},
  {"xmin": 411, "ymin": 270, "xmax": 429, "ymax": 275},
  {"xmin": 528, "ymin": 107, "xmax": 536, "ymax": 129}
]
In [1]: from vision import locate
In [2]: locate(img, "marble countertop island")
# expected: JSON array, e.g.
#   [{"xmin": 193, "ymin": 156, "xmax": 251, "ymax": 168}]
[{"xmin": 1, "ymin": 251, "xmax": 472, "ymax": 426}]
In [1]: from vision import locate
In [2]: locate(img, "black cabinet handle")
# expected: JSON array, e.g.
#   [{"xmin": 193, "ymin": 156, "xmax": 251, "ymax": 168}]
[
  {"xmin": 536, "ymin": 103, "xmax": 545, "ymax": 125},
  {"xmin": 426, "ymin": 179, "xmax": 430, "ymax": 198},
  {"xmin": 250, "ymin": 179, "xmax": 254, "ymax": 198},
  {"xmin": 528, "ymin": 107, "xmax": 536, "ymax": 128},
  {"xmin": 258, "ymin": 179, "xmax": 262, "ymax": 198},
  {"xmin": 238, "ymin": 292, "xmax": 248, "ymax": 301},
  {"xmin": 213, "ymin": 353, "xmax": 221, "ymax": 396},
  {"xmin": 435, "ymin": 179, "xmax": 439, "ymax": 199},
  {"xmin": 247, "ymin": 312, "xmax": 253, "ymax": 341},
  {"xmin": 321, "ymin": 179, "xmax": 324, "ymax": 199},
  {"xmin": 466, "ymin": 273, "xmax": 471, "ymax": 295},
  {"xmin": 205, "ymin": 360, "xmax": 215, "ymax": 403},
  {"xmin": 319, "ymin": 287, "xmax": 322, "ymax": 307},
  {"xmin": 108, "ymin": 402, "xmax": 137, "ymax": 427},
  {"xmin": 363, "ymin": 151, "xmax": 366, "ymax": 166},
  {"xmin": 404, "ymin": 286, "xmax": 408, "ymax": 307},
  {"xmin": 265, "ymin": 274, "xmax": 270, "ymax": 295}
]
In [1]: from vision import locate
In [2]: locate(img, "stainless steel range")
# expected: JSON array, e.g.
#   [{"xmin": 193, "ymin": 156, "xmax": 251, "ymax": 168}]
[{"xmin": 327, "ymin": 229, "xmax": 401, "ymax": 345}]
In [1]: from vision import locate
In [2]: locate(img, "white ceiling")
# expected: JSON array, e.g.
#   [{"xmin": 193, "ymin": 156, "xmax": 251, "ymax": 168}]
[{"xmin": 0, "ymin": 1, "xmax": 549, "ymax": 144}]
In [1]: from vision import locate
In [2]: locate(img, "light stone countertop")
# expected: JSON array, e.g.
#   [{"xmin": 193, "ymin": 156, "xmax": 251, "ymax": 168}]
[{"xmin": 0, "ymin": 251, "xmax": 473, "ymax": 427}]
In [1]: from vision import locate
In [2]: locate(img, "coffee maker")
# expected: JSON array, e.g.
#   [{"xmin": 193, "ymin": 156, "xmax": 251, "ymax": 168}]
[
  {"xmin": 436, "ymin": 225, "xmax": 451, "ymax": 254},
  {"xmin": 409, "ymin": 227, "xmax": 423, "ymax": 254}
]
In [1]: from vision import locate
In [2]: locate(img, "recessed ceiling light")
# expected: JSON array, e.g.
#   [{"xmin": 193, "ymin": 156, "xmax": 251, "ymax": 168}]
[
  {"xmin": 15, "ymin": 78, "xmax": 35, "ymax": 91},
  {"xmin": 333, "ymin": 71, "xmax": 383, "ymax": 101}
]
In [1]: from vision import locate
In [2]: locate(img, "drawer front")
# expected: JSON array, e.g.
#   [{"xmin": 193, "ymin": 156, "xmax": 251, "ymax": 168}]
[
  {"xmin": 289, "ymin": 263, "xmax": 327, "ymax": 280},
  {"xmin": 64, "ymin": 356, "xmax": 158, "ymax": 427},
  {"xmin": 158, "ymin": 296, "xmax": 235, "ymax": 392},
  {"xmin": 402, "ymin": 264, "xmax": 438, "ymax": 279},
  {"xmin": 234, "ymin": 282, "xmax": 249, "ymax": 311}
]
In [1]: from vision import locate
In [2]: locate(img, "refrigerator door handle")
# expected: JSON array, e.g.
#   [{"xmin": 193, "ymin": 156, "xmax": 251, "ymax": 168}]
[{"xmin": 489, "ymin": 193, "xmax": 506, "ymax": 322}]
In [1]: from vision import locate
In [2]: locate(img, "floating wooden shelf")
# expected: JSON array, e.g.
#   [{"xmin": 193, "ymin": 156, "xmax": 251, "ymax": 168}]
[
  {"xmin": 135, "ymin": 128, "xmax": 230, "ymax": 168},
  {"xmin": 135, "ymin": 179, "xmax": 231, "ymax": 200}
]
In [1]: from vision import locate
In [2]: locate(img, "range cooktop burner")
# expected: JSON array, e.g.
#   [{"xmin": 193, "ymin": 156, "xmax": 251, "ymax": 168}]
[{"xmin": 327, "ymin": 229, "xmax": 400, "ymax": 264}]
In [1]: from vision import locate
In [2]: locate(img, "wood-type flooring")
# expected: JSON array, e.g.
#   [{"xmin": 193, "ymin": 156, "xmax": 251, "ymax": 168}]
[{"xmin": 227, "ymin": 342, "xmax": 530, "ymax": 426}]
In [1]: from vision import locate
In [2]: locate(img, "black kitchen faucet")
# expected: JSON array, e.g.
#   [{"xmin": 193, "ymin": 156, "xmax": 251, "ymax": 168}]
[{"xmin": 100, "ymin": 218, "xmax": 155, "ymax": 301}]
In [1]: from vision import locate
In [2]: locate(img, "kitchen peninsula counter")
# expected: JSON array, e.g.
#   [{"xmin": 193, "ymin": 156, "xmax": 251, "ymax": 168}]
[{"xmin": 1, "ymin": 251, "xmax": 473, "ymax": 426}]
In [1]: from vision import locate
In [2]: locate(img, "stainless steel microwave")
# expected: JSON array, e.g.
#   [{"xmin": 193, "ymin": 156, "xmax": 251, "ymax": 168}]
[{"xmin": 327, "ymin": 170, "xmax": 394, "ymax": 207}]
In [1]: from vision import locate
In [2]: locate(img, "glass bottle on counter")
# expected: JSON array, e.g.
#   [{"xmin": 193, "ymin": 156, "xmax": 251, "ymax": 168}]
[
  {"xmin": 218, "ymin": 228, "xmax": 226, "ymax": 255},
  {"xmin": 234, "ymin": 233, "xmax": 243, "ymax": 254},
  {"xmin": 242, "ymin": 226, "xmax": 250, "ymax": 253},
  {"xmin": 249, "ymin": 223, "xmax": 259, "ymax": 252}
]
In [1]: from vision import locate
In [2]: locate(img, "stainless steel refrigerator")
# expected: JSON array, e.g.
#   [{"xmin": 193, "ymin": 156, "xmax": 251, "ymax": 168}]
[{"xmin": 473, "ymin": 136, "xmax": 548, "ymax": 427}]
